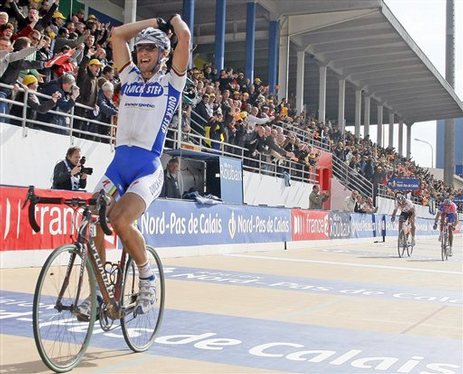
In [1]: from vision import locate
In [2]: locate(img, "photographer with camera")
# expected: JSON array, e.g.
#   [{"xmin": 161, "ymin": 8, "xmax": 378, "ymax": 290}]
[{"xmin": 52, "ymin": 146, "xmax": 92, "ymax": 191}]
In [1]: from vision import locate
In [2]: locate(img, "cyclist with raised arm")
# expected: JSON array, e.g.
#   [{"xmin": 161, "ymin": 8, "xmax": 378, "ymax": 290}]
[
  {"xmin": 391, "ymin": 193, "xmax": 416, "ymax": 247},
  {"xmin": 77, "ymin": 15, "xmax": 190, "ymax": 318},
  {"xmin": 433, "ymin": 198, "xmax": 458, "ymax": 256}
]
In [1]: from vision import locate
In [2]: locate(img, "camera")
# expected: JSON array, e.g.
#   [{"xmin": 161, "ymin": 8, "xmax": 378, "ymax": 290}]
[{"xmin": 79, "ymin": 156, "xmax": 93, "ymax": 175}]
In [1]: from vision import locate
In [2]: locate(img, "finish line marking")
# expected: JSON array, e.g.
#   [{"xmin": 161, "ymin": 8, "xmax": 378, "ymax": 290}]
[{"xmin": 224, "ymin": 254, "xmax": 462, "ymax": 275}]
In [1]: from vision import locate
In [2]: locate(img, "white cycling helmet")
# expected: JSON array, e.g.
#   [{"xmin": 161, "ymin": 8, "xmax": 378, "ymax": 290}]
[
  {"xmin": 134, "ymin": 27, "xmax": 171, "ymax": 54},
  {"xmin": 396, "ymin": 194, "xmax": 405, "ymax": 204}
]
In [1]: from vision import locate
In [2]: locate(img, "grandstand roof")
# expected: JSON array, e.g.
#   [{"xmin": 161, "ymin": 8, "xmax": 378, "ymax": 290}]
[{"xmin": 109, "ymin": 0, "xmax": 463, "ymax": 125}]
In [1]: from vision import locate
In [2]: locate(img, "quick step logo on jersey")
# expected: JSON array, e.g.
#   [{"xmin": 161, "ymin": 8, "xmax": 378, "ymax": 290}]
[{"xmin": 121, "ymin": 81, "xmax": 164, "ymax": 97}]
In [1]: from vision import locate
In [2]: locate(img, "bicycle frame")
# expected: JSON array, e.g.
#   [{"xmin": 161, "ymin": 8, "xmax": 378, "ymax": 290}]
[{"xmin": 25, "ymin": 186, "xmax": 124, "ymax": 320}]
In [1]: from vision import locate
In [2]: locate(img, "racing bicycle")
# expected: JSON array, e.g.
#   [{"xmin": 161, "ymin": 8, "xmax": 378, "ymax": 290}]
[
  {"xmin": 397, "ymin": 218, "xmax": 414, "ymax": 258},
  {"xmin": 24, "ymin": 186, "xmax": 165, "ymax": 372}
]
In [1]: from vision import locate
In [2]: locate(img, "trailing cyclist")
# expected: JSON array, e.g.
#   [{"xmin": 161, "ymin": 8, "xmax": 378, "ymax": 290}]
[
  {"xmin": 391, "ymin": 193, "xmax": 416, "ymax": 247},
  {"xmin": 433, "ymin": 198, "xmax": 458, "ymax": 256}
]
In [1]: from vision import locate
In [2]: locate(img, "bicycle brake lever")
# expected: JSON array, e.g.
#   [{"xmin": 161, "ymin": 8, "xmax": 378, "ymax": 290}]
[{"xmin": 22, "ymin": 185, "xmax": 35, "ymax": 209}]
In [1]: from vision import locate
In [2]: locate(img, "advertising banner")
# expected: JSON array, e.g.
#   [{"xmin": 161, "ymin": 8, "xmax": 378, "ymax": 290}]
[
  {"xmin": 0, "ymin": 186, "xmax": 117, "ymax": 251},
  {"xmin": 350, "ymin": 213, "xmax": 376, "ymax": 238},
  {"xmin": 387, "ymin": 178, "xmax": 420, "ymax": 191},
  {"xmin": 139, "ymin": 200, "xmax": 291, "ymax": 247},
  {"xmin": 329, "ymin": 212, "xmax": 352, "ymax": 239},
  {"xmin": 291, "ymin": 209, "xmax": 330, "ymax": 241},
  {"xmin": 219, "ymin": 156, "xmax": 243, "ymax": 205}
]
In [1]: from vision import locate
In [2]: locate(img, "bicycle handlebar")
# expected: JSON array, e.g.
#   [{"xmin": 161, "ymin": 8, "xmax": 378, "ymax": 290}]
[{"xmin": 24, "ymin": 186, "xmax": 113, "ymax": 236}]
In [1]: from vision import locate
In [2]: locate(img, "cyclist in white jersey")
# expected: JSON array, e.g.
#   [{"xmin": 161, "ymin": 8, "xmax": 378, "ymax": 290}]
[
  {"xmin": 391, "ymin": 193, "xmax": 416, "ymax": 246},
  {"xmin": 80, "ymin": 15, "xmax": 190, "ymax": 317}
]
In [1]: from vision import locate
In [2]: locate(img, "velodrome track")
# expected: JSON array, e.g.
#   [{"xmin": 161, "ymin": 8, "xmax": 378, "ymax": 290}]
[{"xmin": 1, "ymin": 236, "xmax": 462, "ymax": 373}]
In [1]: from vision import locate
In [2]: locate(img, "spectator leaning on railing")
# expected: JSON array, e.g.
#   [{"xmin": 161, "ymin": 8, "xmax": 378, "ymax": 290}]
[
  {"xmin": 96, "ymin": 80, "xmax": 117, "ymax": 140},
  {"xmin": 75, "ymin": 53, "xmax": 102, "ymax": 139},
  {"xmin": 36, "ymin": 72, "xmax": 79, "ymax": 134},
  {"xmin": 10, "ymin": 73, "xmax": 60, "ymax": 126}
]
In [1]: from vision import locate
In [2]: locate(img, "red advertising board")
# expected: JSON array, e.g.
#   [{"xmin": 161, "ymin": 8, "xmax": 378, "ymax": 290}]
[
  {"xmin": 291, "ymin": 209, "xmax": 330, "ymax": 241},
  {"xmin": 0, "ymin": 185, "xmax": 117, "ymax": 251}
]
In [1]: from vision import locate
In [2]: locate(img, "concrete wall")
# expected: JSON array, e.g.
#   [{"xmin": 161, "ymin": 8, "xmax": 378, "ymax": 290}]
[{"xmin": 1, "ymin": 124, "xmax": 311, "ymax": 208}]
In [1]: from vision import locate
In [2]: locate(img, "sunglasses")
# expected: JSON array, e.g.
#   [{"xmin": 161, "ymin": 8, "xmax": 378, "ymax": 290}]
[{"xmin": 136, "ymin": 44, "xmax": 157, "ymax": 53}]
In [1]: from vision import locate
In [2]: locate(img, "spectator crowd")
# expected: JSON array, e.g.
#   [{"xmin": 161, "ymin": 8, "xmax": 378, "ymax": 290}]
[
  {"xmin": 0, "ymin": 0, "xmax": 118, "ymax": 140},
  {"xmin": 0, "ymin": 0, "xmax": 460, "ymax": 211}
]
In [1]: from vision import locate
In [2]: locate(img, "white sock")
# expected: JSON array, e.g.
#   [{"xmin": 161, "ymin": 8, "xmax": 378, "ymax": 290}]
[{"xmin": 138, "ymin": 261, "xmax": 155, "ymax": 281}]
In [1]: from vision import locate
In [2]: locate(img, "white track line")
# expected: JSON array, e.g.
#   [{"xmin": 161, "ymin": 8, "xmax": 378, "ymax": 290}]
[{"xmin": 225, "ymin": 254, "xmax": 462, "ymax": 275}]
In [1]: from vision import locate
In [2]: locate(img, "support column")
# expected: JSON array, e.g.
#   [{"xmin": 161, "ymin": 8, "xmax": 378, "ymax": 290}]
[
  {"xmin": 444, "ymin": 0, "xmax": 455, "ymax": 185},
  {"xmin": 355, "ymin": 89, "xmax": 362, "ymax": 139},
  {"xmin": 363, "ymin": 95, "xmax": 370, "ymax": 138},
  {"xmin": 398, "ymin": 120, "xmax": 404, "ymax": 156},
  {"xmin": 124, "ymin": 0, "xmax": 137, "ymax": 48},
  {"xmin": 388, "ymin": 111, "xmax": 394, "ymax": 148},
  {"xmin": 214, "ymin": 0, "xmax": 226, "ymax": 71},
  {"xmin": 377, "ymin": 105, "xmax": 383, "ymax": 147},
  {"xmin": 406, "ymin": 123, "xmax": 413, "ymax": 159},
  {"xmin": 245, "ymin": 1, "xmax": 256, "ymax": 82},
  {"xmin": 338, "ymin": 78, "xmax": 345, "ymax": 134},
  {"xmin": 295, "ymin": 50, "xmax": 305, "ymax": 114},
  {"xmin": 278, "ymin": 17, "xmax": 289, "ymax": 100},
  {"xmin": 182, "ymin": 0, "xmax": 195, "ymax": 69},
  {"xmin": 268, "ymin": 19, "xmax": 279, "ymax": 95},
  {"xmin": 318, "ymin": 65, "xmax": 327, "ymax": 123}
]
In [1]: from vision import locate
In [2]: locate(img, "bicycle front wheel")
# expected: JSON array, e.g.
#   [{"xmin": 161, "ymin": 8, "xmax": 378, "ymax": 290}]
[
  {"xmin": 120, "ymin": 245, "xmax": 165, "ymax": 352},
  {"xmin": 397, "ymin": 231, "xmax": 406, "ymax": 258},
  {"xmin": 441, "ymin": 232, "xmax": 449, "ymax": 261},
  {"xmin": 33, "ymin": 244, "xmax": 96, "ymax": 373}
]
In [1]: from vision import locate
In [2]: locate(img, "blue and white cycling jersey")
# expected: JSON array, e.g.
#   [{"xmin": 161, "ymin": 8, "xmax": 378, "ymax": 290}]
[
  {"xmin": 117, "ymin": 62, "xmax": 186, "ymax": 156},
  {"xmin": 94, "ymin": 62, "xmax": 187, "ymax": 209}
]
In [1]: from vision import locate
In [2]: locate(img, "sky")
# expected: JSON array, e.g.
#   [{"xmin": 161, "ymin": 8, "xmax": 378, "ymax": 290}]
[{"xmin": 367, "ymin": 0, "xmax": 463, "ymax": 168}]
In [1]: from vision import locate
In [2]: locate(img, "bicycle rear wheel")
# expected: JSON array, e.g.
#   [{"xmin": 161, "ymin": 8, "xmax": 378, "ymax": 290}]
[
  {"xmin": 397, "ymin": 231, "xmax": 406, "ymax": 258},
  {"xmin": 405, "ymin": 233, "xmax": 413, "ymax": 257},
  {"xmin": 120, "ymin": 245, "xmax": 165, "ymax": 352},
  {"xmin": 33, "ymin": 244, "xmax": 96, "ymax": 372}
]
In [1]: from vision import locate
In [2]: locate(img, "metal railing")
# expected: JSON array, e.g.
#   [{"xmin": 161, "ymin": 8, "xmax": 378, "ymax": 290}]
[
  {"xmin": 331, "ymin": 155, "xmax": 374, "ymax": 198},
  {"xmin": 0, "ymin": 82, "xmax": 116, "ymax": 146}
]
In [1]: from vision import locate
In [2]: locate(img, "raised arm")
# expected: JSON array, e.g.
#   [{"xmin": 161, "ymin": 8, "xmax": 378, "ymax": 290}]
[{"xmin": 169, "ymin": 15, "xmax": 191, "ymax": 76}]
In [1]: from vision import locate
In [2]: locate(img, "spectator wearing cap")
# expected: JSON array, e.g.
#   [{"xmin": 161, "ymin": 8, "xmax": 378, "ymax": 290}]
[
  {"xmin": 51, "ymin": 10, "xmax": 66, "ymax": 29},
  {"xmin": 75, "ymin": 55, "xmax": 102, "ymax": 139},
  {"xmin": 96, "ymin": 81, "xmax": 118, "ymax": 141},
  {"xmin": 10, "ymin": 74, "xmax": 60, "ymax": 126},
  {"xmin": 37, "ymin": 72, "xmax": 80, "ymax": 134}
]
